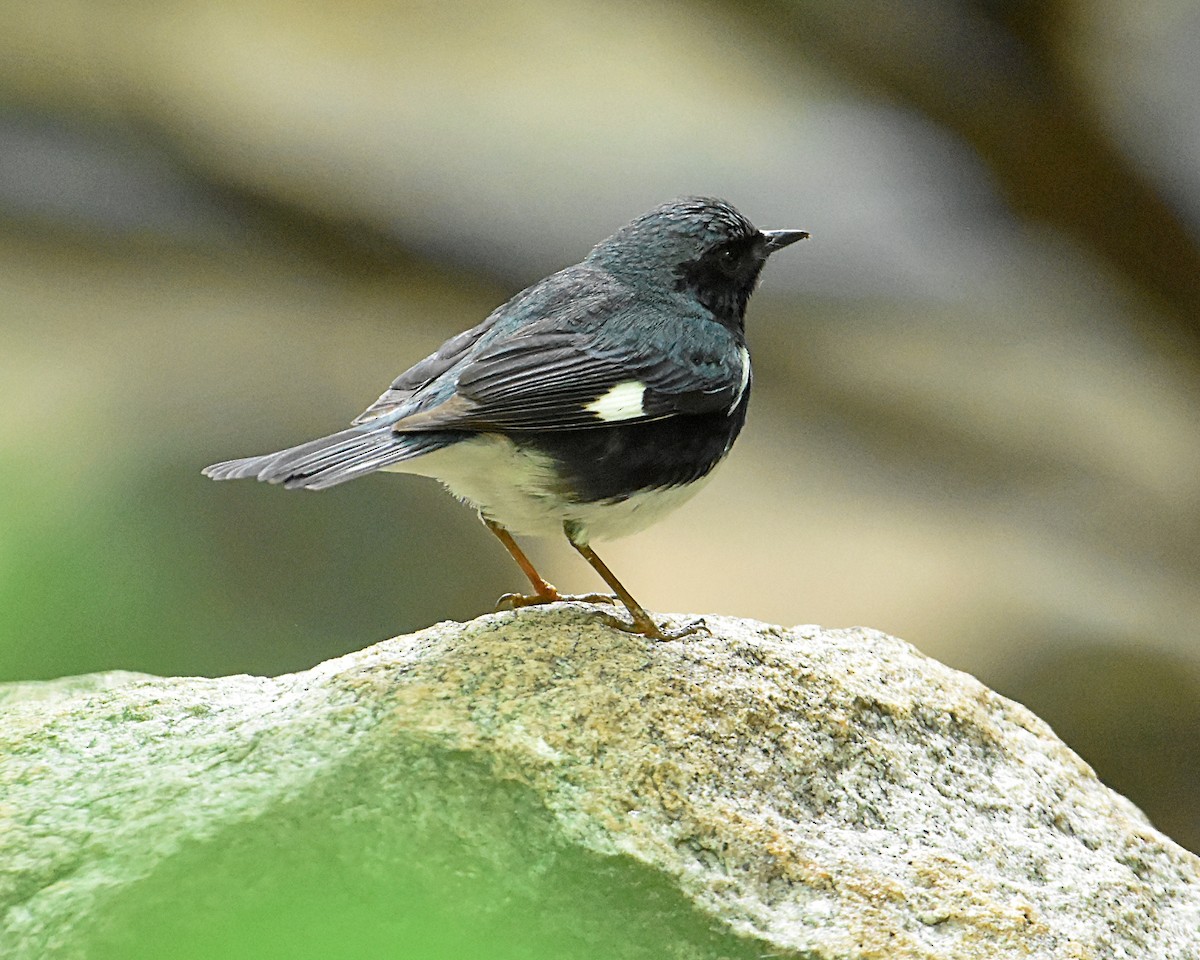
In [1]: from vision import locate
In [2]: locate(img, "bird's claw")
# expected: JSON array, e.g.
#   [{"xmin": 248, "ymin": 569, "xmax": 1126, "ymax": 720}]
[
  {"xmin": 494, "ymin": 591, "xmax": 617, "ymax": 612},
  {"xmin": 593, "ymin": 611, "xmax": 708, "ymax": 642},
  {"xmin": 495, "ymin": 591, "xmax": 556, "ymax": 611}
]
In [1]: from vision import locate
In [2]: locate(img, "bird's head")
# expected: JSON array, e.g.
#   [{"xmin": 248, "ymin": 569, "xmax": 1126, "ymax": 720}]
[{"xmin": 586, "ymin": 197, "xmax": 807, "ymax": 330}]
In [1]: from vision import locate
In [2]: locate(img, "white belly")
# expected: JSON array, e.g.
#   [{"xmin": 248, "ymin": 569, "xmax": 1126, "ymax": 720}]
[{"xmin": 382, "ymin": 434, "xmax": 712, "ymax": 542}]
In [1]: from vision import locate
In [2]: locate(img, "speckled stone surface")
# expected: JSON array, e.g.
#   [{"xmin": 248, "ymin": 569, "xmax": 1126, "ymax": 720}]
[{"xmin": 2, "ymin": 607, "xmax": 1198, "ymax": 959}]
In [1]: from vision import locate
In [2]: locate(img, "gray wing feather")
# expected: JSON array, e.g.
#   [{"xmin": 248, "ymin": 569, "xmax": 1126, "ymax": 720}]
[
  {"xmin": 202, "ymin": 422, "xmax": 457, "ymax": 490},
  {"xmin": 355, "ymin": 264, "xmax": 744, "ymax": 434},
  {"xmin": 352, "ymin": 324, "xmax": 491, "ymax": 425},
  {"xmin": 390, "ymin": 320, "xmax": 745, "ymax": 432},
  {"xmin": 203, "ymin": 264, "xmax": 744, "ymax": 489}
]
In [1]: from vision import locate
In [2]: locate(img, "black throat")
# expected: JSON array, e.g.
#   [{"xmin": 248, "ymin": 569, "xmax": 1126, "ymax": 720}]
[{"xmin": 672, "ymin": 246, "xmax": 765, "ymax": 333}]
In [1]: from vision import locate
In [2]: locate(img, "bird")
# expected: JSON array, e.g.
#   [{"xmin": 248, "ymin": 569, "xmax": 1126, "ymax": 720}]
[{"xmin": 203, "ymin": 197, "xmax": 807, "ymax": 640}]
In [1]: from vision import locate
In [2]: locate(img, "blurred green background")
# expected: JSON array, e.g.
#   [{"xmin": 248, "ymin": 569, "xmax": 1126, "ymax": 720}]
[{"xmin": 1, "ymin": 0, "xmax": 1198, "ymax": 854}]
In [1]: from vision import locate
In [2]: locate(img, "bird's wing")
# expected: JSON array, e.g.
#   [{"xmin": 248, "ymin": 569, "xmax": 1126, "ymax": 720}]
[
  {"xmin": 351, "ymin": 265, "xmax": 611, "ymax": 426},
  {"xmin": 386, "ymin": 313, "xmax": 748, "ymax": 433},
  {"xmin": 352, "ymin": 322, "xmax": 492, "ymax": 424}
]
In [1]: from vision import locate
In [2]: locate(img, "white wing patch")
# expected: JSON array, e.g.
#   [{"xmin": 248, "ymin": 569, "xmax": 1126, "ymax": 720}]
[
  {"xmin": 585, "ymin": 380, "xmax": 647, "ymax": 422},
  {"xmin": 732, "ymin": 346, "xmax": 751, "ymax": 409}
]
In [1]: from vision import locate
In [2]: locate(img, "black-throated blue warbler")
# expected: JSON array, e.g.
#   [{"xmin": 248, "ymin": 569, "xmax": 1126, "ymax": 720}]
[{"xmin": 204, "ymin": 197, "xmax": 806, "ymax": 639}]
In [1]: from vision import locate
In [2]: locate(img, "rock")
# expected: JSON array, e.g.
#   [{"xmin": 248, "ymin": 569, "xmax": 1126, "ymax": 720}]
[{"xmin": 1, "ymin": 608, "xmax": 1197, "ymax": 959}]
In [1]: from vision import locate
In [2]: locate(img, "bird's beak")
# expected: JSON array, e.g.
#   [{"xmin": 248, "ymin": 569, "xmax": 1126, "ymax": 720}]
[{"xmin": 761, "ymin": 229, "xmax": 809, "ymax": 253}]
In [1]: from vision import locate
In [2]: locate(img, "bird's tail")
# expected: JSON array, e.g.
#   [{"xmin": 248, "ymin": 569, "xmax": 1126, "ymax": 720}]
[{"xmin": 202, "ymin": 421, "xmax": 459, "ymax": 490}]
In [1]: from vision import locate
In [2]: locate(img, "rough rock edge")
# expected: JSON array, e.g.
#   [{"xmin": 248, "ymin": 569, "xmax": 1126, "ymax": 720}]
[{"xmin": 1, "ymin": 606, "xmax": 1198, "ymax": 959}]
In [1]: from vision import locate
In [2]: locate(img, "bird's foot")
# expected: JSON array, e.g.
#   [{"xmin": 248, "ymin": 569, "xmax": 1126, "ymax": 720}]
[
  {"xmin": 593, "ymin": 610, "xmax": 708, "ymax": 642},
  {"xmin": 569, "ymin": 592, "xmax": 618, "ymax": 605},
  {"xmin": 495, "ymin": 590, "xmax": 556, "ymax": 611},
  {"xmin": 494, "ymin": 589, "xmax": 617, "ymax": 612}
]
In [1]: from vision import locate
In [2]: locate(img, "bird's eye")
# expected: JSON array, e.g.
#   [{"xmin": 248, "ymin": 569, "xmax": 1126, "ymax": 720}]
[{"xmin": 716, "ymin": 247, "xmax": 741, "ymax": 277}]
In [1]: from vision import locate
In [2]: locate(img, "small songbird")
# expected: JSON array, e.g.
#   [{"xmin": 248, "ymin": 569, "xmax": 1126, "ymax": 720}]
[{"xmin": 204, "ymin": 197, "xmax": 806, "ymax": 640}]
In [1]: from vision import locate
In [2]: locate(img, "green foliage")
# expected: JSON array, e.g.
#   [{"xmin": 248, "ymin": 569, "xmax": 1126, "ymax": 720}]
[
  {"xmin": 0, "ymin": 461, "xmax": 508, "ymax": 682},
  {"xmin": 80, "ymin": 754, "xmax": 769, "ymax": 960}
]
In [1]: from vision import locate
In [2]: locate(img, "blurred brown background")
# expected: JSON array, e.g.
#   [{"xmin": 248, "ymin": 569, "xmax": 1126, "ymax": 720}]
[{"xmin": 0, "ymin": 0, "xmax": 1197, "ymax": 851}]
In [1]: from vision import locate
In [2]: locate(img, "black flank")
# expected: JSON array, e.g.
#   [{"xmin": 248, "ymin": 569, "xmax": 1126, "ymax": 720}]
[{"xmin": 521, "ymin": 390, "xmax": 750, "ymax": 503}]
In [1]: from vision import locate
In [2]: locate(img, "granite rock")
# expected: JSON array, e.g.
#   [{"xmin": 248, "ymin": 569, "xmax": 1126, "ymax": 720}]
[{"xmin": 2, "ymin": 607, "xmax": 1197, "ymax": 959}]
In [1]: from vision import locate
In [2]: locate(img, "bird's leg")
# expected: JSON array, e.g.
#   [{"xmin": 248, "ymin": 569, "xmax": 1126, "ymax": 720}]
[
  {"xmin": 564, "ymin": 525, "xmax": 704, "ymax": 642},
  {"xmin": 481, "ymin": 517, "xmax": 613, "ymax": 610},
  {"xmin": 482, "ymin": 517, "xmax": 560, "ymax": 608}
]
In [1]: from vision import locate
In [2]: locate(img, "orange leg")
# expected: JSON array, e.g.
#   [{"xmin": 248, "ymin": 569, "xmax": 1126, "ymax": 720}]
[
  {"xmin": 565, "ymin": 530, "xmax": 704, "ymax": 642},
  {"xmin": 481, "ymin": 517, "xmax": 613, "ymax": 610},
  {"xmin": 482, "ymin": 517, "xmax": 559, "ymax": 604}
]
